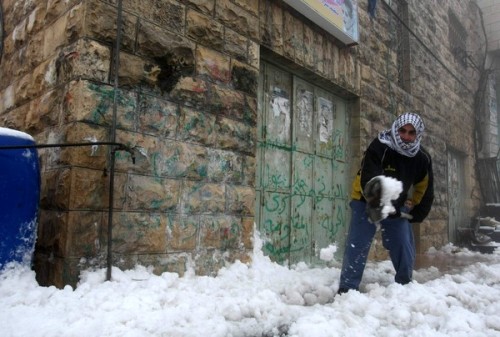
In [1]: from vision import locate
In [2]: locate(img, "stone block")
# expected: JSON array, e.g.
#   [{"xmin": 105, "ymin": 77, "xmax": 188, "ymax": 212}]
[
  {"xmin": 184, "ymin": 0, "xmax": 215, "ymax": 14},
  {"xmin": 111, "ymin": 172, "xmax": 128, "ymax": 210},
  {"xmin": 241, "ymin": 217, "xmax": 254, "ymax": 249},
  {"xmin": 0, "ymin": 102, "xmax": 29, "ymax": 132},
  {"xmin": 69, "ymin": 166, "xmax": 108, "ymax": 209},
  {"xmin": 292, "ymin": 16, "xmax": 305, "ymax": 65},
  {"xmin": 85, "ymin": 0, "xmax": 136, "ymax": 51},
  {"xmin": 36, "ymin": 210, "xmax": 67, "ymax": 256},
  {"xmin": 242, "ymin": 155, "xmax": 256, "ymax": 187},
  {"xmin": 182, "ymin": 181, "xmax": 225, "ymax": 214},
  {"xmin": 40, "ymin": 168, "xmax": 71, "ymax": 210},
  {"xmin": 65, "ymin": 211, "xmax": 105, "ymax": 257},
  {"xmin": 114, "ymin": 130, "xmax": 162, "ymax": 175},
  {"xmin": 14, "ymin": 72, "xmax": 35, "ymax": 108},
  {"xmin": 137, "ymin": 20, "xmax": 194, "ymax": 58},
  {"xmin": 10, "ymin": 17, "xmax": 28, "ymax": 51},
  {"xmin": 43, "ymin": 3, "xmax": 84, "ymax": 59},
  {"xmin": 216, "ymin": 117, "xmax": 256, "ymax": 154},
  {"xmin": 33, "ymin": 255, "xmax": 83, "ymax": 289},
  {"xmin": 57, "ymin": 122, "xmax": 108, "ymax": 168},
  {"xmin": 248, "ymin": 40, "xmax": 260, "ymax": 69},
  {"xmin": 23, "ymin": 30, "xmax": 46, "ymax": 73},
  {"xmin": 193, "ymin": 250, "xmax": 226, "ymax": 276},
  {"xmin": 166, "ymin": 215, "xmax": 199, "ymax": 252},
  {"xmin": 112, "ymin": 212, "xmax": 167, "ymax": 253},
  {"xmin": 177, "ymin": 106, "xmax": 217, "ymax": 146},
  {"xmin": 169, "ymin": 77, "xmax": 209, "ymax": 108},
  {"xmin": 112, "ymin": 253, "xmax": 188, "ymax": 276},
  {"xmin": 199, "ymin": 215, "xmax": 222, "ymax": 249},
  {"xmin": 2, "ymin": 0, "xmax": 34, "ymax": 33},
  {"xmin": 207, "ymin": 149, "xmax": 243, "ymax": 183},
  {"xmin": 56, "ymin": 39, "xmax": 111, "ymax": 84},
  {"xmin": 259, "ymin": 1, "xmax": 282, "ymax": 53},
  {"xmin": 118, "ymin": 52, "xmax": 161, "ymax": 88},
  {"xmin": 124, "ymin": 175, "xmax": 180, "ymax": 212},
  {"xmin": 227, "ymin": 250, "xmax": 252, "ymax": 265},
  {"xmin": 282, "ymin": 10, "xmax": 296, "ymax": 60},
  {"xmin": 25, "ymin": 90, "xmax": 60, "ymax": 136},
  {"xmin": 196, "ymin": 46, "xmax": 231, "ymax": 82},
  {"xmin": 224, "ymin": 28, "xmax": 248, "ymax": 61},
  {"xmin": 235, "ymin": 0, "xmax": 258, "ymax": 15},
  {"xmin": 218, "ymin": 216, "xmax": 243, "ymax": 251},
  {"xmin": 210, "ymin": 85, "xmax": 245, "ymax": 119},
  {"xmin": 187, "ymin": 9, "xmax": 224, "ymax": 50},
  {"xmin": 138, "ymin": 93, "xmax": 179, "ymax": 138},
  {"xmin": 143, "ymin": 0, "xmax": 185, "ymax": 34},
  {"xmin": 215, "ymin": 0, "xmax": 259, "ymax": 40},
  {"xmin": 244, "ymin": 95, "xmax": 257, "ymax": 125},
  {"xmin": 63, "ymin": 81, "xmax": 136, "ymax": 128},
  {"xmin": 314, "ymin": 33, "xmax": 324, "ymax": 75},
  {"xmin": 154, "ymin": 141, "xmax": 208, "ymax": 179},
  {"xmin": 226, "ymin": 185, "xmax": 255, "ymax": 215},
  {"xmin": 63, "ymin": 80, "xmax": 114, "ymax": 124},
  {"xmin": 46, "ymin": 0, "xmax": 82, "ymax": 24},
  {"xmin": 303, "ymin": 25, "xmax": 314, "ymax": 69},
  {"xmin": 231, "ymin": 60, "xmax": 258, "ymax": 95}
]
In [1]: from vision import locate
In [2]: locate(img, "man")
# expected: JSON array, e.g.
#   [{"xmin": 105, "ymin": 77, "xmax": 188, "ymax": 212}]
[{"xmin": 338, "ymin": 112, "xmax": 434, "ymax": 294}]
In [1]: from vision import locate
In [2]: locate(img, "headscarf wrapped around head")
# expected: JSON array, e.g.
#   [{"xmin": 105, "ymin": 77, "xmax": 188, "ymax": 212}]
[{"xmin": 378, "ymin": 112, "xmax": 425, "ymax": 157}]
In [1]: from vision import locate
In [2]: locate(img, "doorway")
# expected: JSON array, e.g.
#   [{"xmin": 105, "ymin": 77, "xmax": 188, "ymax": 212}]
[{"xmin": 255, "ymin": 62, "xmax": 350, "ymax": 265}]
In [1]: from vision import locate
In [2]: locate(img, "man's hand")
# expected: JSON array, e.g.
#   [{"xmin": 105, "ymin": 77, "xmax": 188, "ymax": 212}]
[{"xmin": 364, "ymin": 177, "xmax": 383, "ymax": 223}]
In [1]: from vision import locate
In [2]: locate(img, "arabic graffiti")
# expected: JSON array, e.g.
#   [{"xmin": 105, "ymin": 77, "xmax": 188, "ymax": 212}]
[{"xmin": 256, "ymin": 70, "xmax": 350, "ymax": 263}]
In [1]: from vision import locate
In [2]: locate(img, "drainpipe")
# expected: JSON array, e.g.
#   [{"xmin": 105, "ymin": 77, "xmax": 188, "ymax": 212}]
[
  {"xmin": 107, "ymin": 0, "xmax": 124, "ymax": 281},
  {"xmin": 471, "ymin": 3, "xmax": 492, "ymax": 205}
]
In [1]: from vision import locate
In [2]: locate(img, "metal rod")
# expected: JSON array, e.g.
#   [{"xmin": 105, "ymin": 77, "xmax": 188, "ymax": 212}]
[
  {"xmin": 107, "ymin": 0, "xmax": 124, "ymax": 281},
  {"xmin": 0, "ymin": 141, "xmax": 130, "ymax": 150}
]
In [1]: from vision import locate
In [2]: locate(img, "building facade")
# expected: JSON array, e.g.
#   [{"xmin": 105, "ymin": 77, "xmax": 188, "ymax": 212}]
[{"xmin": 0, "ymin": 0, "xmax": 488, "ymax": 287}]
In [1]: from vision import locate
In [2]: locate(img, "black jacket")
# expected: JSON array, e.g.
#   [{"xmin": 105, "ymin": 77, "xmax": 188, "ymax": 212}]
[{"xmin": 351, "ymin": 138, "xmax": 434, "ymax": 222}]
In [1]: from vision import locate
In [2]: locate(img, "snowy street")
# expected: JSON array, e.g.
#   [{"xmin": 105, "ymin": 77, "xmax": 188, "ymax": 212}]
[{"xmin": 1, "ymin": 237, "xmax": 500, "ymax": 337}]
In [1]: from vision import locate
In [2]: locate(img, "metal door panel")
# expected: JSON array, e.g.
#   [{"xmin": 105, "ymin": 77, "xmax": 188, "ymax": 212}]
[
  {"xmin": 293, "ymin": 79, "xmax": 314, "ymax": 153},
  {"xmin": 264, "ymin": 65, "xmax": 292, "ymax": 147},
  {"xmin": 332, "ymin": 101, "xmax": 347, "ymax": 162},
  {"xmin": 290, "ymin": 195, "xmax": 313, "ymax": 264},
  {"xmin": 256, "ymin": 61, "xmax": 350, "ymax": 265},
  {"xmin": 315, "ymin": 156, "xmax": 334, "ymax": 198},
  {"xmin": 316, "ymin": 92, "xmax": 335, "ymax": 158},
  {"xmin": 312, "ymin": 195, "xmax": 335, "ymax": 263},
  {"xmin": 292, "ymin": 152, "xmax": 314, "ymax": 196},
  {"xmin": 262, "ymin": 148, "xmax": 291, "ymax": 192},
  {"xmin": 332, "ymin": 161, "xmax": 348, "ymax": 198},
  {"xmin": 261, "ymin": 191, "xmax": 291, "ymax": 263}
]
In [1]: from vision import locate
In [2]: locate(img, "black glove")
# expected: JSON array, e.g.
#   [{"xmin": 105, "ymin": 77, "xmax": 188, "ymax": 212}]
[{"xmin": 364, "ymin": 177, "xmax": 383, "ymax": 223}]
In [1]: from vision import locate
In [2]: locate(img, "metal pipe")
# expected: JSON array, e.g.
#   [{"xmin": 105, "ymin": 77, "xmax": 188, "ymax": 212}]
[{"xmin": 107, "ymin": 0, "xmax": 124, "ymax": 281}]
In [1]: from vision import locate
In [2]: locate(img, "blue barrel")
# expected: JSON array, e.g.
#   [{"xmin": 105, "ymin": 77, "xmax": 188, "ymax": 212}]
[{"xmin": 0, "ymin": 127, "xmax": 40, "ymax": 270}]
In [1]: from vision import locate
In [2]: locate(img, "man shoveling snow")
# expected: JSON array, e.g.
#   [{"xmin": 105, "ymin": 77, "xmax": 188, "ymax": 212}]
[{"xmin": 337, "ymin": 112, "xmax": 434, "ymax": 295}]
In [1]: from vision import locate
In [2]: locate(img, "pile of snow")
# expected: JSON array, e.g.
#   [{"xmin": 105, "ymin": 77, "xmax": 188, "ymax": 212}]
[
  {"xmin": 319, "ymin": 244, "xmax": 338, "ymax": 262},
  {"xmin": 1, "ymin": 234, "xmax": 500, "ymax": 337},
  {"xmin": 378, "ymin": 175, "xmax": 403, "ymax": 219}
]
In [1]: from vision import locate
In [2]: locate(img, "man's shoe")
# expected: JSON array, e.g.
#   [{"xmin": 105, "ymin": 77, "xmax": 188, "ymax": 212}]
[{"xmin": 337, "ymin": 287, "xmax": 350, "ymax": 295}]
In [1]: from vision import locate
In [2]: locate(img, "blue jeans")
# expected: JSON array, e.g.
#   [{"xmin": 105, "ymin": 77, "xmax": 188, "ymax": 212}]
[{"xmin": 339, "ymin": 200, "xmax": 416, "ymax": 291}]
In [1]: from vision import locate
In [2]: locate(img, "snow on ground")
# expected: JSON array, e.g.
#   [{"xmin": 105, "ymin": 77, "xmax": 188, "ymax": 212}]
[{"xmin": 1, "ymin": 237, "xmax": 500, "ymax": 337}]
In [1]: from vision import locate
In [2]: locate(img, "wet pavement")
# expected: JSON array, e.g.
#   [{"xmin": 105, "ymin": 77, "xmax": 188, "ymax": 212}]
[{"xmin": 415, "ymin": 250, "xmax": 499, "ymax": 276}]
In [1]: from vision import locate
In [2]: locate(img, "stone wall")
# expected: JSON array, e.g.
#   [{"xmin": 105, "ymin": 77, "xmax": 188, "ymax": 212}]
[
  {"xmin": 0, "ymin": 0, "xmax": 486, "ymax": 287},
  {"xmin": 356, "ymin": 0, "xmax": 484, "ymax": 256}
]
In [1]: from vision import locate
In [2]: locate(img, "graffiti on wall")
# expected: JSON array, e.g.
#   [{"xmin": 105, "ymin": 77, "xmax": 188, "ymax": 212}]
[{"xmin": 257, "ymin": 69, "xmax": 349, "ymax": 264}]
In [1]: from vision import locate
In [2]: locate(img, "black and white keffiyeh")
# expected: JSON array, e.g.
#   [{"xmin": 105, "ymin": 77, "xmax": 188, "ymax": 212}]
[{"xmin": 378, "ymin": 112, "xmax": 425, "ymax": 157}]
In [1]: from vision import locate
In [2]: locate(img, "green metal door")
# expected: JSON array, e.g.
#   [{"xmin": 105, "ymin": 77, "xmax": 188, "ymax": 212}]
[{"xmin": 256, "ymin": 62, "xmax": 349, "ymax": 265}]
